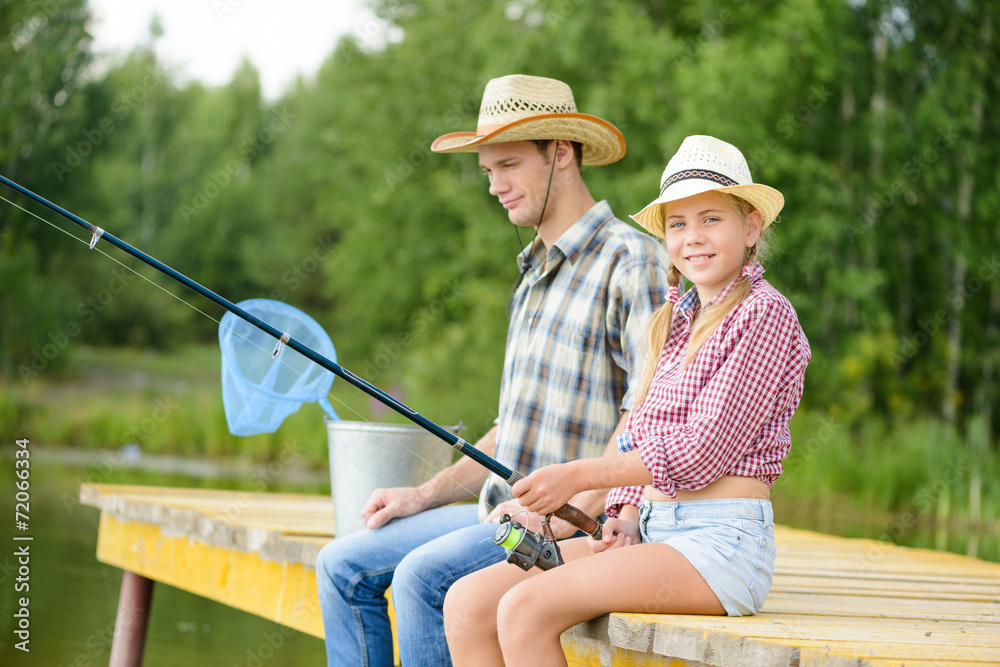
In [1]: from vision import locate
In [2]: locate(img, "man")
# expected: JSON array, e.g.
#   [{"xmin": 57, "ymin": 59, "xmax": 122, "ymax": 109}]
[{"xmin": 316, "ymin": 74, "xmax": 671, "ymax": 666}]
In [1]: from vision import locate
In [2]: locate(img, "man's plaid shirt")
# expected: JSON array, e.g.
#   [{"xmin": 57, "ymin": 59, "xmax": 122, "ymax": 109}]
[{"xmin": 479, "ymin": 200, "xmax": 672, "ymax": 519}]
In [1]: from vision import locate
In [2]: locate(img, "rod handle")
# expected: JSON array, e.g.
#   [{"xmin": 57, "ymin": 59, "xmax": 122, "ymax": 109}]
[{"xmin": 553, "ymin": 503, "xmax": 603, "ymax": 540}]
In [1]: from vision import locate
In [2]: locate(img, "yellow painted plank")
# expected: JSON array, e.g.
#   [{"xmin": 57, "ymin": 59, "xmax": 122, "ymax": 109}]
[
  {"xmin": 93, "ymin": 512, "xmax": 401, "ymax": 661},
  {"xmin": 562, "ymin": 637, "xmax": 694, "ymax": 667},
  {"xmin": 95, "ymin": 513, "xmax": 325, "ymax": 637}
]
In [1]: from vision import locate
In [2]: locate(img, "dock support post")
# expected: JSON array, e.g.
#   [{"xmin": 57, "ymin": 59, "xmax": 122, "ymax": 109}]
[{"xmin": 108, "ymin": 570, "xmax": 155, "ymax": 667}]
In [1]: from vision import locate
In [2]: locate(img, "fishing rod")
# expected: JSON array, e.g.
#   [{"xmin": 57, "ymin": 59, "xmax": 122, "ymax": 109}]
[{"xmin": 0, "ymin": 174, "xmax": 601, "ymax": 570}]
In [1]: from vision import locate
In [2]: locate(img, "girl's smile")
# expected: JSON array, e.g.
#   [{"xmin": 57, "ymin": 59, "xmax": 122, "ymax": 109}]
[{"xmin": 664, "ymin": 191, "xmax": 761, "ymax": 303}]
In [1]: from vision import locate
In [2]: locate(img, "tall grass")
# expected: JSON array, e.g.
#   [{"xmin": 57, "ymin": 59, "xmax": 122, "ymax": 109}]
[
  {"xmin": 3, "ymin": 345, "xmax": 394, "ymax": 467},
  {"xmin": 779, "ymin": 408, "xmax": 1000, "ymax": 529},
  {"xmin": 4, "ymin": 345, "xmax": 998, "ymax": 534}
]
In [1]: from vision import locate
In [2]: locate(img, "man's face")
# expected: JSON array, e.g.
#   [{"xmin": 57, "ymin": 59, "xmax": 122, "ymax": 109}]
[{"xmin": 478, "ymin": 141, "xmax": 555, "ymax": 227}]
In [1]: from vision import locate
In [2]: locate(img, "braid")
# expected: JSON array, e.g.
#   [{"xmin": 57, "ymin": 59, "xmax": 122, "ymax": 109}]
[{"xmin": 634, "ymin": 264, "xmax": 683, "ymax": 406}]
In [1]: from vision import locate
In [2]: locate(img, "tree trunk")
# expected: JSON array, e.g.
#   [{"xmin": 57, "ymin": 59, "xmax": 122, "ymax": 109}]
[{"xmin": 942, "ymin": 252, "xmax": 965, "ymax": 428}]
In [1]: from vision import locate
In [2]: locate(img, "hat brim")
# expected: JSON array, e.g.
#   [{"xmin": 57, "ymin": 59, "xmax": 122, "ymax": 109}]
[
  {"xmin": 631, "ymin": 179, "xmax": 785, "ymax": 237},
  {"xmin": 431, "ymin": 113, "xmax": 626, "ymax": 166}
]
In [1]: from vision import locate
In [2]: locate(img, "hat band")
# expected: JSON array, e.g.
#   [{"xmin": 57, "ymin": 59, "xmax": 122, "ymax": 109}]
[{"xmin": 660, "ymin": 169, "xmax": 740, "ymax": 196}]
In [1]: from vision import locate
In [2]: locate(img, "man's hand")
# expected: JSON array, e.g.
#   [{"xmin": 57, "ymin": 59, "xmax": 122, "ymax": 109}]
[
  {"xmin": 484, "ymin": 499, "xmax": 578, "ymax": 539},
  {"xmin": 360, "ymin": 486, "xmax": 431, "ymax": 530}
]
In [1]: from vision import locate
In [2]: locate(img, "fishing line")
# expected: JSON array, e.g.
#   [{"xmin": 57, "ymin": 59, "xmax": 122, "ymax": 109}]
[
  {"xmin": 0, "ymin": 191, "xmax": 485, "ymax": 503},
  {"xmin": 0, "ymin": 174, "xmax": 602, "ymax": 538},
  {"xmin": 1, "ymin": 193, "xmax": 219, "ymax": 324}
]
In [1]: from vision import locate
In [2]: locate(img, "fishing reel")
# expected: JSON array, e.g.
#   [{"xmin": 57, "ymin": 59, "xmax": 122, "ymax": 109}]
[{"xmin": 493, "ymin": 513, "xmax": 563, "ymax": 571}]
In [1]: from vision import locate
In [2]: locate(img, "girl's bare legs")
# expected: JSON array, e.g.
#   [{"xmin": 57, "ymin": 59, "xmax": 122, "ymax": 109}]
[
  {"xmin": 445, "ymin": 538, "xmax": 595, "ymax": 666},
  {"xmin": 497, "ymin": 540, "xmax": 725, "ymax": 666}
]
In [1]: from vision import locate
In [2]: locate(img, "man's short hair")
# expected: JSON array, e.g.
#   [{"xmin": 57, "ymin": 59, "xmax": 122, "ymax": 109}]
[{"xmin": 531, "ymin": 139, "xmax": 584, "ymax": 169}]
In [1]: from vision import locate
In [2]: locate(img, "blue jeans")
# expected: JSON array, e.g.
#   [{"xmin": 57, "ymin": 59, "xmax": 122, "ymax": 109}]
[{"xmin": 315, "ymin": 504, "xmax": 504, "ymax": 666}]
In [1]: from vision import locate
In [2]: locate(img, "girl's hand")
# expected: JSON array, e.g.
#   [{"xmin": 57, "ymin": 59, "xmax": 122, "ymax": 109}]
[
  {"xmin": 511, "ymin": 462, "xmax": 581, "ymax": 516},
  {"xmin": 589, "ymin": 516, "xmax": 640, "ymax": 554}
]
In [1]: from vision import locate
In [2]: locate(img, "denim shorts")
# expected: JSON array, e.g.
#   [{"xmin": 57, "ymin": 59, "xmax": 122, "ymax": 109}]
[{"xmin": 638, "ymin": 497, "xmax": 776, "ymax": 616}]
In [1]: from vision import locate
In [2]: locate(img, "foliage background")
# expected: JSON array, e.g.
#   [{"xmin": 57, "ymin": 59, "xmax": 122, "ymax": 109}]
[{"xmin": 2, "ymin": 0, "xmax": 998, "ymax": 526}]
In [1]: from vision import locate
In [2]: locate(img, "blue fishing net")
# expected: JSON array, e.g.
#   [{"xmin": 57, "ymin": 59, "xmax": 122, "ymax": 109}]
[{"xmin": 219, "ymin": 299, "xmax": 338, "ymax": 436}]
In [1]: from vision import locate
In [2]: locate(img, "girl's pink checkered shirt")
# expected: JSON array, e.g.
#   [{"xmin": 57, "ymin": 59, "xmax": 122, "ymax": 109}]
[{"xmin": 606, "ymin": 264, "xmax": 811, "ymax": 517}]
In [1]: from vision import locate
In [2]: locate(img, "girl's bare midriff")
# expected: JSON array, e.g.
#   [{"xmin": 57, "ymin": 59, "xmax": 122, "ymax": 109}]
[{"xmin": 642, "ymin": 475, "xmax": 770, "ymax": 502}]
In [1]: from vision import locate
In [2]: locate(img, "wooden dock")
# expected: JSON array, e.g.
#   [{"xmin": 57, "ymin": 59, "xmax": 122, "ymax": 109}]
[{"xmin": 81, "ymin": 483, "xmax": 1000, "ymax": 666}]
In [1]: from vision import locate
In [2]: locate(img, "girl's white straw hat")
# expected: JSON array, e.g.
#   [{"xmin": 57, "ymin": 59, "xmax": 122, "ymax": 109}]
[
  {"xmin": 632, "ymin": 135, "xmax": 785, "ymax": 238},
  {"xmin": 431, "ymin": 75, "xmax": 626, "ymax": 166}
]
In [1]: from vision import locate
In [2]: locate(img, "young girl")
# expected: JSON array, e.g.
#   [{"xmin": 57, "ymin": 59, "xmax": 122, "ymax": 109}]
[{"xmin": 444, "ymin": 135, "xmax": 811, "ymax": 666}]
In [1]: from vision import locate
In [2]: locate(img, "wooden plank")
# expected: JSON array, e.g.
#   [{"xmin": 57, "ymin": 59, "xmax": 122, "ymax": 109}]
[
  {"xmin": 761, "ymin": 592, "xmax": 997, "ymax": 622},
  {"xmin": 770, "ymin": 579, "xmax": 999, "ymax": 603},
  {"xmin": 82, "ymin": 483, "xmax": 336, "ymax": 566},
  {"xmin": 83, "ymin": 484, "xmax": 1000, "ymax": 667},
  {"xmin": 563, "ymin": 617, "xmax": 700, "ymax": 667},
  {"xmin": 601, "ymin": 612, "xmax": 1000, "ymax": 665},
  {"xmin": 94, "ymin": 513, "xmax": 325, "ymax": 637},
  {"xmin": 85, "ymin": 485, "xmax": 405, "ymax": 661}
]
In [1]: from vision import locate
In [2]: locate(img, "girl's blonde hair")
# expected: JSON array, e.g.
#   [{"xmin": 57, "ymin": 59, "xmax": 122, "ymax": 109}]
[{"xmin": 634, "ymin": 193, "xmax": 770, "ymax": 405}]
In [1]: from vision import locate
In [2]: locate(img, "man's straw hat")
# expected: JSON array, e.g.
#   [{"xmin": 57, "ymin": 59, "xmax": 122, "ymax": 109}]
[
  {"xmin": 632, "ymin": 135, "xmax": 785, "ymax": 238},
  {"xmin": 431, "ymin": 75, "xmax": 625, "ymax": 166}
]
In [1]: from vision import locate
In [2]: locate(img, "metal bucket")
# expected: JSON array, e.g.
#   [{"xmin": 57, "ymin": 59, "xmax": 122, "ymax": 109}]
[{"xmin": 325, "ymin": 418, "xmax": 462, "ymax": 537}]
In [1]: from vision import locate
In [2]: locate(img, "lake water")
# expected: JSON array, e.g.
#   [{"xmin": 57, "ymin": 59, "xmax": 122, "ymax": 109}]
[
  {"xmin": 0, "ymin": 457, "xmax": 329, "ymax": 667},
  {"xmin": 1, "ymin": 452, "xmax": 996, "ymax": 666}
]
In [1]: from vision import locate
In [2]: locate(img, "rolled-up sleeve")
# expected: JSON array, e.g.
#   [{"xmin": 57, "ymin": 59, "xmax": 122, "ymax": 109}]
[
  {"xmin": 605, "ymin": 431, "xmax": 646, "ymax": 517},
  {"xmin": 634, "ymin": 298, "xmax": 803, "ymax": 496}
]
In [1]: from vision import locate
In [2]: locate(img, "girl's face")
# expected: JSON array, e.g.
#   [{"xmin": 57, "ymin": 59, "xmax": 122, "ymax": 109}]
[{"xmin": 663, "ymin": 190, "xmax": 762, "ymax": 304}]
